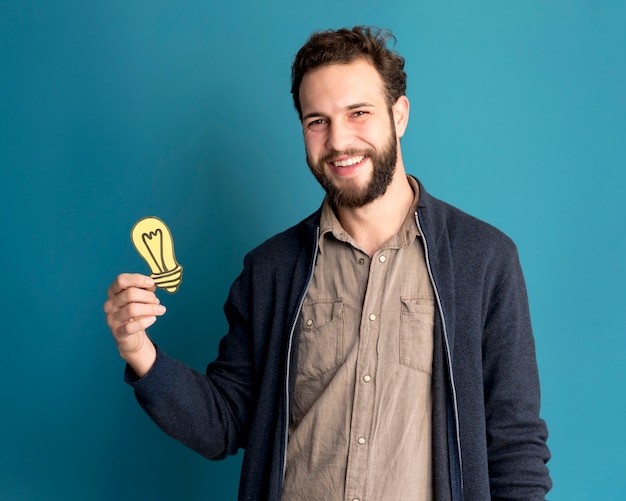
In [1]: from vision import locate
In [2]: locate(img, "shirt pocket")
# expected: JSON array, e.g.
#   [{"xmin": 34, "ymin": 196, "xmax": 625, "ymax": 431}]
[
  {"xmin": 297, "ymin": 299, "xmax": 345, "ymax": 379},
  {"xmin": 399, "ymin": 296, "xmax": 435, "ymax": 374}
]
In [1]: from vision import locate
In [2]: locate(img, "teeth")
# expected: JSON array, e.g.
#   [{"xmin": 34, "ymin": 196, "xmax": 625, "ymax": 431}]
[{"xmin": 332, "ymin": 156, "xmax": 364, "ymax": 167}]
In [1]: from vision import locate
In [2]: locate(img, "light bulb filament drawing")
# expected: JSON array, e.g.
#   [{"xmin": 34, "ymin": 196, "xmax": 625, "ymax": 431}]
[
  {"xmin": 131, "ymin": 217, "xmax": 183, "ymax": 293},
  {"xmin": 141, "ymin": 229, "xmax": 166, "ymax": 274}
]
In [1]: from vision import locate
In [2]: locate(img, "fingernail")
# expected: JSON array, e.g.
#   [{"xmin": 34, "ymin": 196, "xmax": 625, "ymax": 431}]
[
  {"xmin": 158, "ymin": 305, "xmax": 166, "ymax": 314},
  {"xmin": 146, "ymin": 277, "xmax": 155, "ymax": 286}
]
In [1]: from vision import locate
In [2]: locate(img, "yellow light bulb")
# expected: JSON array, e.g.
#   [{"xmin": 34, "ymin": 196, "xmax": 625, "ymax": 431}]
[{"xmin": 131, "ymin": 216, "xmax": 183, "ymax": 293}]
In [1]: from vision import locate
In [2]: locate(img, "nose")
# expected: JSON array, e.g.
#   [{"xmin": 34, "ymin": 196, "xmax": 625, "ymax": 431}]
[{"xmin": 326, "ymin": 120, "xmax": 354, "ymax": 152}]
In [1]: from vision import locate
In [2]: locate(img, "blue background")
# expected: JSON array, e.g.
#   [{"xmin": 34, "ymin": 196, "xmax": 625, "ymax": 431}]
[{"xmin": 1, "ymin": 1, "xmax": 624, "ymax": 499}]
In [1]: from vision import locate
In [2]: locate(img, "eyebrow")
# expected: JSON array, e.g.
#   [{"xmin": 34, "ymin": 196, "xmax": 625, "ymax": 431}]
[{"xmin": 301, "ymin": 102, "xmax": 375, "ymax": 121}]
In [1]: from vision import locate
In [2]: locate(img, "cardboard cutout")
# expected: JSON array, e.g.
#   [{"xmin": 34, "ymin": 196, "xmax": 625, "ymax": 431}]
[{"xmin": 131, "ymin": 216, "xmax": 183, "ymax": 293}]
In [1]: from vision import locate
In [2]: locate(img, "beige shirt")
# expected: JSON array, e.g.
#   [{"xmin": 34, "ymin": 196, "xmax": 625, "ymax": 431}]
[{"xmin": 283, "ymin": 177, "xmax": 435, "ymax": 501}]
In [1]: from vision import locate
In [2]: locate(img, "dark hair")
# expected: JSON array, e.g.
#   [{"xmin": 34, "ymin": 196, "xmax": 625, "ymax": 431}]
[{"xmin": 290, "ymin": 26, "xmax": 407, "ymax": 118}]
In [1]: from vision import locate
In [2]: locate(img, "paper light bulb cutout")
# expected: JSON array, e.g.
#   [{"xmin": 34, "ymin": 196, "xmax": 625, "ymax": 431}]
[{"xmin": 131, "ymin": 217, "xmax": 183, "ymax": 293}]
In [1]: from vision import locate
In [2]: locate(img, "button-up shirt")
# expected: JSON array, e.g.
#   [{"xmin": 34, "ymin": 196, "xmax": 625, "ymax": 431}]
[{"xmin": 283, "ymin": 177, "xmax": 435, "ymax": 501}]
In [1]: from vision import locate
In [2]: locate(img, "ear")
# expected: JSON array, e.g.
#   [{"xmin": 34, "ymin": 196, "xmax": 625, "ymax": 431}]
[{"xmin": 391, "ymin": 96, "xmax": 410, "ymax": 138}]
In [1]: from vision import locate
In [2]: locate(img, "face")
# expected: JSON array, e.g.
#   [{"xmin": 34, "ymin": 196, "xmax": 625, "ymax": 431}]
[{"xmin": 299, "ymin": 59, "xmax": 407, "ymax": 208}]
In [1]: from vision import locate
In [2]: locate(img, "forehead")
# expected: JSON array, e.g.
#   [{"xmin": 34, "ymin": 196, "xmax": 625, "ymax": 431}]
[{"xmin": 299, "ymin": 59, "xmax": 386, "ymax": 115}]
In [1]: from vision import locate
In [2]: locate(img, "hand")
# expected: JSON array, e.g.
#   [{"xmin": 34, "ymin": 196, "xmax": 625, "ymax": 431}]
[{"xmin": 104, "ymin": 273, "xmax": 166, "ymax": 377}]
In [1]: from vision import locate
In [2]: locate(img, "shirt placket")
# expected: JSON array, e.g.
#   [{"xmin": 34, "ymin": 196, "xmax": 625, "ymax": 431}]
[{"xmin": 344, "ymin": 248, "xmax": 391, "ymax": 501}]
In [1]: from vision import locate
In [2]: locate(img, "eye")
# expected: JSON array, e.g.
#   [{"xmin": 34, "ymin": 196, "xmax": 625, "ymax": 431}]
[
  {"xmin": 351, "ymin": 110, "xmax": 370, "ymax": 121},
  {"xmin": 306, "ymin": 118, "xmax": 328, "ymax": 131}
]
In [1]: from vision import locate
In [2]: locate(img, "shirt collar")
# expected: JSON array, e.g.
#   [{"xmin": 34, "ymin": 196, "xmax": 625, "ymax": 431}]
[{"xmin": 317, "ymin": 176, "xmax": 422, "ymax": 254}]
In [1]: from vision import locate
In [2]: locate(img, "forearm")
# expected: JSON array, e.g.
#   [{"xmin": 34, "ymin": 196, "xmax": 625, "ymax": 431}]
[{"xmin": 126, "ymin": 346, "xmax": 251, "ymax": 460}]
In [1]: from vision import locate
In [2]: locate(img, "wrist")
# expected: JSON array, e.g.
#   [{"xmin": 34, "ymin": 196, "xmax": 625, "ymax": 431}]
[{"xmin": 120, "ymin": 335, "xmax": 157, "ymax": 378}]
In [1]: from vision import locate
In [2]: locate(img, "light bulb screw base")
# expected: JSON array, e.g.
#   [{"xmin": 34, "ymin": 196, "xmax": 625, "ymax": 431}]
[{"xmin": 151, "ymin": 265, "xmax": 183, "ymax": 294}]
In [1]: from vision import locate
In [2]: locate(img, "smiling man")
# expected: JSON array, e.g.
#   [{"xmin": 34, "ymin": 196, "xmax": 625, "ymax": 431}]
[
  {"xmin": 104, "ymin": 26, "xmax": 552, "ymax": 501},
  {"xmin": 301, "ymin": 58, "xmax": 406, "ymax": 211}
]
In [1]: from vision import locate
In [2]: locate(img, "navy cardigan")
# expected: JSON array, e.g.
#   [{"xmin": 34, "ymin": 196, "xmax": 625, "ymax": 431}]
[{"xmin": 128, "ymin": 179, "xmax": 551, "ymax": 500}]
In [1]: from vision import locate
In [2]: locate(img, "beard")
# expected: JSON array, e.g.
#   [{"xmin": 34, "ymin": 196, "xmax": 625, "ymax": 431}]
[{"xmin": 306, "ymin": 122, "xmax": 398, "ymax": 209}]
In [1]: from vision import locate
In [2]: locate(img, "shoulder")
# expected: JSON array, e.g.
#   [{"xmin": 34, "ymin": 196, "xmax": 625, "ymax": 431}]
[
  {"xmin": 417, "ymin": 179, "xmax": 518, "ymax": 256},
  {"xmin": 244, "ymin": 208, "xmax": 322, "ymax": 266},
  {"xmin": 415, "ymin": 180, "xmax": 522, "ymax": 284}
]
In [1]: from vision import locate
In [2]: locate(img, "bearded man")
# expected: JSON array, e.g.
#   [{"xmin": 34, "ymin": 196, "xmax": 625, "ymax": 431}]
[{"xmin": 105, "ymin": 26, "xmax": 552, "ymax": 501}]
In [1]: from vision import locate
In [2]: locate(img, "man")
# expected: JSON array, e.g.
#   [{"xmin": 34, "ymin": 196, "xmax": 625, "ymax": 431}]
[{"xmin": 104, "ymin": 26, "xmax": 551, "ymax": 500}]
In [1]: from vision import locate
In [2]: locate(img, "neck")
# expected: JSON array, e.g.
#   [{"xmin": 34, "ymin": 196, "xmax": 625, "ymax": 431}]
[{"xmin": 335, "ymin": 166, "xmax": 414, "ymax": 256}]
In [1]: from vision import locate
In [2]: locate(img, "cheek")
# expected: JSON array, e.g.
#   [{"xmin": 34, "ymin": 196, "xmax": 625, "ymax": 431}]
[
  {"xmin": 303, "ymin": 133, "xmax": 325, "ymax": 158},
  {"xmin": 353, "ymin": 120, "xmax": 384, "ymax": 142}
]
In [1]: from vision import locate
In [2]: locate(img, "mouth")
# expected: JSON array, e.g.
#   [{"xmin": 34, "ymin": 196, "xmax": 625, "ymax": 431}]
[{"xmin": 329, "ymin": 155, "xmax": 365, "ymax": 168}]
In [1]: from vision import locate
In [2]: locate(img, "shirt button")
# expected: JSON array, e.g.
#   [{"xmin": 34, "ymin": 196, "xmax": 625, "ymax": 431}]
[
  {"xmin": 305, "ymin": 319, "xmax": 314, "ymax": 327},
  {"xmin": 363, "ymin": 374, "xmax": 372, "ymax": 383},
  {"xmin": 357, "ymin": 258, "xmax": 365, "ymax": 265},
  {"xmin": 379, "ymin": 255, "xmax": 386, "ymax": 263},
  {"xmin": 357, "ymin": 437, "xmax": 366, "ymax": 445},
  {"xmin": 352, "ymin": 498, "xmax": 361, "ymax": 501},
  {"xmin": 369, "ymin": 313, "xmax": 376, "ymax": 321}
]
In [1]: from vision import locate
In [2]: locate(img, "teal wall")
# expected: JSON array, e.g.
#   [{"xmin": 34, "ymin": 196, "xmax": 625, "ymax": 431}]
[{"xmin": 1, "ymin": 1, "xmax": 624, "ymax": 499}]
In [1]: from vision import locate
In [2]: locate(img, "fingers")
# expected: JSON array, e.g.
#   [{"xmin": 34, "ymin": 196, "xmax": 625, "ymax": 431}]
[
  {"xmin": 111, "ymin": 313, "xmax": 159, "ymax": 338},
  {"xmin": 104, "ymin": 273, "xmax": 166, "ymax": 339},
  {"xmin": 107, "ymin": 273, "xmax": 156, "ymax": 299},
  {"xmin": 107, "ymin": 298, "xmax": 166, "ymax": 329},
  {"xmin": 104, "ymin": 283, "xmax": 159, "ymax": 313}
]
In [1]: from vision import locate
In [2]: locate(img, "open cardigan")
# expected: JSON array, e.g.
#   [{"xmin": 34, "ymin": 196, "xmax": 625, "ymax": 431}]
[{"xmin": 128, "ymin": 179, "xmax": 551, "ymax": 500}]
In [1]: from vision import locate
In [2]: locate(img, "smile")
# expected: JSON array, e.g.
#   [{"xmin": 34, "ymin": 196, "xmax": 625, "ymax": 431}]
[{"xmin": 330, "ymin": 155, "xmax": 365, "ymax": 167}]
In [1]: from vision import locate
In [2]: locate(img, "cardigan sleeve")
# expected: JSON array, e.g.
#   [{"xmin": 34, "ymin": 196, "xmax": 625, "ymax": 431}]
[
  {"xmin": 481, "ymin": 250, "xmax": 552, "ymax": 500},
  {"xmin": 125, "ymin": 267, "xmax": 254, "ymax": 461},
  {"xmin": 125, "ymin": 341, "xmax": 251, "ymax": 461}
]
